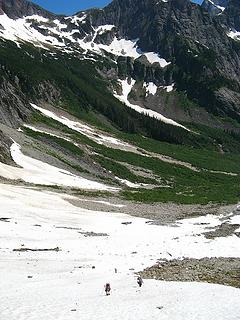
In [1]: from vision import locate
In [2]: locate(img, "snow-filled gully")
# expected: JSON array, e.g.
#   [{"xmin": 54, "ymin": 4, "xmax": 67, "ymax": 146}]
[
  {"xmin": 114, "ymin": 79, "xmax": 190, "ymax": 131},
  {"xmin": 0, "ymin": 141, "xmax": 117, "ymax": 191},
  {"xmin": 0, "ymin": 184, "xmax": 239, "ymax": 320}
]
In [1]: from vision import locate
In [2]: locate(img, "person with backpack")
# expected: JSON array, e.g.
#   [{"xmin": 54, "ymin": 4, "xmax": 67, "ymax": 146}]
[
  {"xmin": 137, "ymin": 276, "xmax": 143, "ymax": 287},
  {"xmin": 104, "ymin": 283, "xmax": 111, "ymax": 296}
]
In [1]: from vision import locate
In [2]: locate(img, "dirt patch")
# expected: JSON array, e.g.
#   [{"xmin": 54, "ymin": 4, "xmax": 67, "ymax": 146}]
[{"xmin": 140, "ymin": 257, "xmax": 240, "ymax": 288}]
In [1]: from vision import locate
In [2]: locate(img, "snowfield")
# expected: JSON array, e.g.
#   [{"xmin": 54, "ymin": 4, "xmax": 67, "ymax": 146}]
[
  {"xmin": 0, "ymin": 184, "xmax": 239, "ymax": 320},
  {"xmin": 0, "ymin": 13, "xmax": 170, "ymax": 68},
  {"xmin": 0, "ymin": 142, "xmax": 117, "ymax": 191}
]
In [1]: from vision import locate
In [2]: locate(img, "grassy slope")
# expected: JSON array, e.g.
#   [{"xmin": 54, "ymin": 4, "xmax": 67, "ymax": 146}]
[{"xmin": 25, "ymin": 113, "xmax": 240, "ymax": 205}]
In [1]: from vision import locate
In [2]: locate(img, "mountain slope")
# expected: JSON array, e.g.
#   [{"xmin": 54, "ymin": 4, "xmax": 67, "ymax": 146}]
[
  {"xmin": 202, "ymin": 0, "xmax": 228, "ymax": 15},
  {"xmin": 0, "ymin": 0, "xmax": 239, "ymax": 129},
  {"xmin": 0, "ymin": 0, "xmax": 240, "ymax": 204}
]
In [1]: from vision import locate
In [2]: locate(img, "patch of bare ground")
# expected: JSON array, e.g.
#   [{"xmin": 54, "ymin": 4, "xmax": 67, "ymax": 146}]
[
  {"xmin": 140, "ymin": 257, "xmax": 240, "ymax": 288},
  {"xmin": 66, "ymin": 196, "xmax": 238, "ymax": 224},
  {"xmin": 203, "ymin": 223, "xmax": 240, "ymax": 239}
]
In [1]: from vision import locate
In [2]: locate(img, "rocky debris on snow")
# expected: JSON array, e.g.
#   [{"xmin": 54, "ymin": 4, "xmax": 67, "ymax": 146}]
[
  {"xmin": 68, "ymin": 195, "xmax": 237, "ymax": 224},
  {"xmin": 0, "ymin": 217, "xmax": 11, "ymax": 222},
  {"xmin": 13, "ymin": 247, "xmax": 60, "ymax": 252},
  {"xmin": 78, "ymin": 231, "xmax": 108, "ymax": 237},
  {"xmin": 55, "ymin": 226, "xmax": 83, "ymax": 231},
  {"xmin": 203, "ymin": 223, "xmax": 240, "ymax": 239},
  {"xmin": 140, "ymin": 257, "xmax": 240, "ymax": 288}
]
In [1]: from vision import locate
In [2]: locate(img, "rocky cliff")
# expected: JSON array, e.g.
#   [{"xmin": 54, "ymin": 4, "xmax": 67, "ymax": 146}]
[{"xmin": 0, "ymin": 0, "xmax": 55, "ymax": 18}]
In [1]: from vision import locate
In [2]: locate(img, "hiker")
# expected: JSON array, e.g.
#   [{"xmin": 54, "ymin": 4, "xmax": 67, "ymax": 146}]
[
  {"xmin": 104, "ymin": 283, "xmax": 111, "ymax": 296},
  {"xmin": 137, "ymin": 276, "xmax": 143, "ymax": 287}
]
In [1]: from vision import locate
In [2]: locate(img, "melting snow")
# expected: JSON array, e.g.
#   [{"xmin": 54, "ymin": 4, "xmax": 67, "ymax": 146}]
[
  {"xmin": 67, "ymin": 14, "xmax": 87, "ymax": 25},
  {"xmin": 115, "ymin": 177, "xmax": 149, "ymax": 188},
  {"xmin": 114, "ymin": 79, "xmax": 188, "ymax": 130},
  {"xmin": 228, "ymin": 29, "xmax": 240, "ymax": 41},
  {"xmin": 143, "ymin": 82, "xmax": 174, "ymax": 96},
  {"xmin": 144, "ymin": 82, "xmax": 158, "ymax": 96},
  {"xmin": 0, "ymin": 184, "xmax": 239, "ymax": 319},
  {"xmin": 95, "ymin": 24, "xmax": 115, "ymax": 35},
  {"xmin": 0, "ymin": 14, "xmax": 170, "ymax": 67},
  {"xmin": 0, "ymin": 141, "xmax": 117, "ymax": 191},
  {"xmin": 0, "ymin": 14, "xmax": 66, "ymax": 48},
  {"xmin": 30, "ymin": 104, "xmax": 135, "ymax": 150},
  {"xmin": 143, "ymin": 52, "xmax": 171, "ymax": 68}
]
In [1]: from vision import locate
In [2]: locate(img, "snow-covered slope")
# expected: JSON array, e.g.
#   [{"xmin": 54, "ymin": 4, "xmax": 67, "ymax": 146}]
[
  {"xmin": 0, "ymin": 184, "xmax": 239, "ymax": 320},
  {"xmin": 30, "ymin": 104, "xmax": 137, "ymax": 151},
  {"xmin": 0, "ymin": 12, "xmax": 170, "ymax": 67},
  {"xmin": 0, "ymin": 141, "xmax": 117, "ymax": 190}
]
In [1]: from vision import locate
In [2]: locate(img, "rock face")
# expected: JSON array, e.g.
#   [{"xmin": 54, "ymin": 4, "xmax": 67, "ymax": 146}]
[
  {"xmin": 202, "ymin": 0, "xmax": 228, "ymax": 15},
  {"xmin": 87, "ymin": 0, "xmax": 240, "ymax": 121},
  {"xmin": 0, "ymin": 0, "xmax": 55, "ymax": 19},
  {"xmin": 202, "ymin": 0, "xmax": 240, "ymax": 31},
  {"xmin": 0, "ymin": 77, "xmax": 31, "ymax": 128},
  {"xmin": 0, "ymin": 129, "xmax": 13, "ymax": 164},
  {"xmin": 222, "ymin": 0, "xmax": 240, "ymax": 31}
]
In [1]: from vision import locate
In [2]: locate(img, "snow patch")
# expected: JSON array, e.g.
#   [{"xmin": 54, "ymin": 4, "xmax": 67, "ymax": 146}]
[
  {"xmin": 0, "ymin": 14, "xmax": 170, "ymax": 68},
  {"xmin": 0, "ymin": 141, "xmax": 117, "ymax": 191},
  {"xmin": 114, "ymin": 79, "xmax": 189, "ymax": 130},
  {"xmin": 95, "ymin": 24, "xmax": 115, "ymax": 35},
  {"xmin": 115, "ymin": 177, "xmax": 149, "ymax": 188},
  {"xmin": 69, "ymin": 14, "xmax": 87, "ymax": 25},
  {"xmin": 0, "ymin": 14, "xmax": 66, "ymax": 48},
  {"xmin": 227, "ymin": 29, "xmax": 240, "ymax": 41},
  {"xmin": 144, "ymin": 82, "xmax": 158, "ymax": 96},
  {"xmin": 143, "ymin": 52, "xmax": 171, "ymax": 68},
  {"xmin": 143, "ymin": 82, "xmax": 174, "ymax": 95},
  {"xmin": 30, "ymin": 104, "xmax": 134, "ymax": 150}
]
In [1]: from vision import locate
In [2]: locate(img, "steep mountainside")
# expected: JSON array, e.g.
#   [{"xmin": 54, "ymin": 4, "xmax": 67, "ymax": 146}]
[
  {"xmin": 1, "ymin": 3, "xmax": 240, "ymax": 317},
  {"xmin": 0, "ymin": 0, "xmax": 240, "ymax": 204},
  {"xmin": 0, "ymin": 0, "xmax": 54, "ymax": 18},
  {"xmin": 222, "ymin": 0, "xmax": 240, "ymax": 31},
  {"xmin": 202, "ymin": 0, "xmax": 228, "ymax": 15},
  {"xmin": 0, "ymin": 0, "xmax": 239, "ymax": 128}
]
